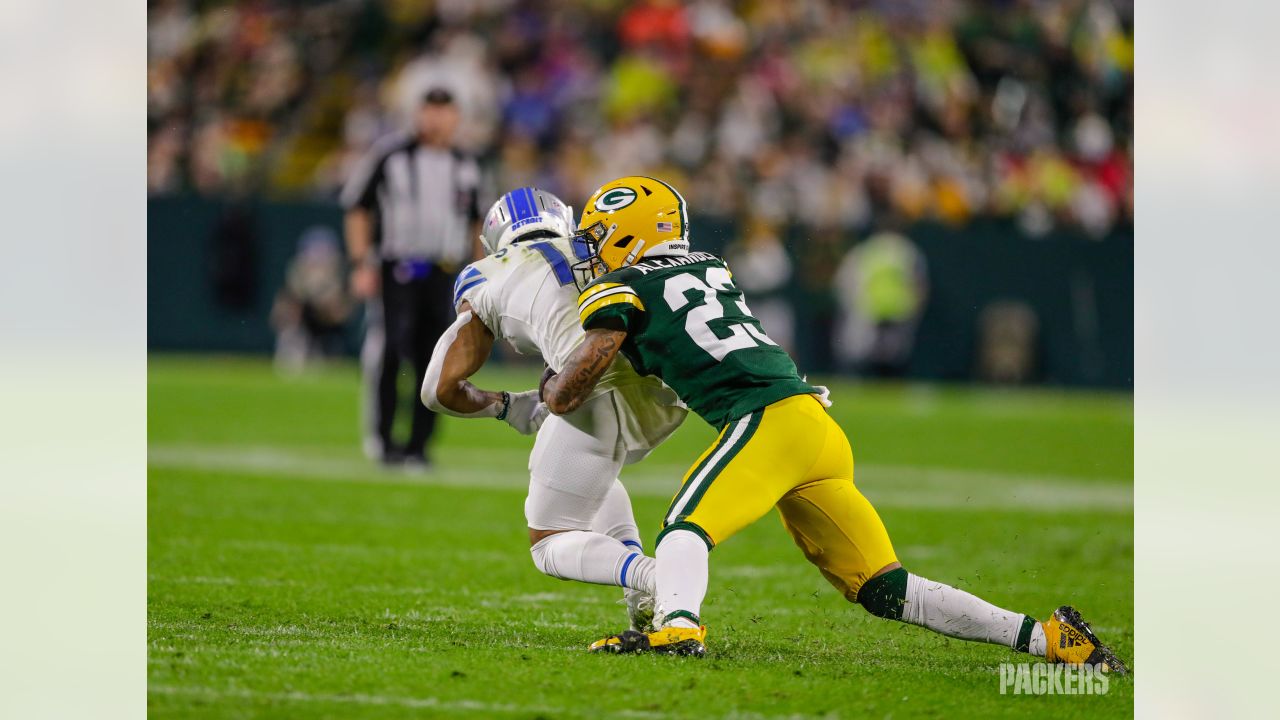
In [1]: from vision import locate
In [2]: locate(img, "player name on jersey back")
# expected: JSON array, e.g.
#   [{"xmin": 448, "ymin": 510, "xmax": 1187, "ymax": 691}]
[{"xmin": 627, "ymin": 251, "xmax": 720, "ymax": 275}]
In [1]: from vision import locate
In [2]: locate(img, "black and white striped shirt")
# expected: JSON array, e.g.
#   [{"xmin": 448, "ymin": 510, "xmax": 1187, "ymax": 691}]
[{"xmin": 340, "ymin": 134, "xmax": 482, "ymax": 266}]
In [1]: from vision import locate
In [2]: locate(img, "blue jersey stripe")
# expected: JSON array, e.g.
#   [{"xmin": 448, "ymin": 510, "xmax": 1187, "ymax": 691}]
[
  {"xmin": 453, "ymin": 266, "xmax": 481, "ymax": 296},
  {"xmin": 453, "ymin": 276, "xmax": 486, "ymax": 306},
  {"xmin": 530, "ymin": 241, "xmax": 573, "ymax": 285}
]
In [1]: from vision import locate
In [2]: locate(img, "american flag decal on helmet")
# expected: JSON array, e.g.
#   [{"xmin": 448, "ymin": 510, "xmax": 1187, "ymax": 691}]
[{"xmin": 656, "ymin": 221, "xmax": 673, "ymax": 232}]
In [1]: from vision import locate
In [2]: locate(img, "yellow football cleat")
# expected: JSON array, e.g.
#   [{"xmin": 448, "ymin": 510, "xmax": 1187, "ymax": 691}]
[
  {"xmin": 588, "ymin": 625, "xmax": 708, "ymax": 656},
  {"xmin": 1043, "ymin": 606, "xmax": 1128, "ymax": 675}
]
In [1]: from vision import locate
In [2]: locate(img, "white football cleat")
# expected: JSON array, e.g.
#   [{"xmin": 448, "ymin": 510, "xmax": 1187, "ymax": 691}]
[{"xmin": 624, "ymin": 590, "xmax": 656, "ymax": 633}]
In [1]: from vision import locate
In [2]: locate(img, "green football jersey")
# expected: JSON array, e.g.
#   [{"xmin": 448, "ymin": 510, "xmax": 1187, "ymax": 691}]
[{"xmin": 577, "ymin": 252, "xmax": 816, "ymax": 429}]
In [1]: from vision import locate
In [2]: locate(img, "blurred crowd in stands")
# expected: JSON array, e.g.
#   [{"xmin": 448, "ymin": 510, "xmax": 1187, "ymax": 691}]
[{"xmin": 148, "ymin": 0, "xmax": 1132, "ymax": 239}]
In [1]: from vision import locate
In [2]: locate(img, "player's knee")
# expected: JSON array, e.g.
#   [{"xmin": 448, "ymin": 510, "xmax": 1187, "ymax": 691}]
[
  {"xmin": 528, "ymin": 535, "xmax": 560, "ymax": 578},
  {"xmin": 856, "ymin": 566, "xmax": 909, "ymax": 620},
  {"xmin": 528, "ymin": 527, "xmax": 565, "ymax": 547},
  {"xmin": 528, "ymin": 529, "xmax": 573, "ymax": 579}
]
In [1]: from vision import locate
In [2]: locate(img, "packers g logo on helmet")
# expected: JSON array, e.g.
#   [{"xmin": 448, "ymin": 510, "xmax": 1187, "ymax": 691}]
[
  {"xmin": 593, "ymin": 187, "xmax": 638, "ymax": 212},
  {"xmin": 571, "ymin": 176, "xmax": 690, "ymax": 288}
]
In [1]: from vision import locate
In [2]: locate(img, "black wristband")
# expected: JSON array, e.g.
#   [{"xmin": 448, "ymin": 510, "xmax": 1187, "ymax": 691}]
[
  {"xmin": 538, "ymin": 366, "xmax": 557, "ymax": 403},
  {"xmin": 495, "ymin": 391, "xmax": 511, "ymax": 421}
]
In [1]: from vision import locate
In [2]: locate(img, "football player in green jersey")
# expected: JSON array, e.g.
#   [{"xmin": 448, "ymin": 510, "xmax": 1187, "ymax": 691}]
[{"xmin": 539, "ymin": 176, "xmax": 1126, "ymax": 672}]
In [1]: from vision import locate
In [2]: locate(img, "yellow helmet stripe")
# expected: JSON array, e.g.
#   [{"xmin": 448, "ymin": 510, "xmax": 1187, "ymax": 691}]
[{"xmin": 579, "ymin": 292, "xmax": 645, "ymax": 325}]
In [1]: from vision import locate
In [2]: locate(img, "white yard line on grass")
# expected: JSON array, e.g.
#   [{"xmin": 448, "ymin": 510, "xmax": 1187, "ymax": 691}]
[
  {"xmin": 148, "ymin": 684, "xmax": 579, "ymax": 716},
  {"xmin": 147, "ymin": 683, "xmax": 838, "ymax": 719},
  {"xmin": 148, "ymin": 444, "xmax": 1132, "ymax": 511}
]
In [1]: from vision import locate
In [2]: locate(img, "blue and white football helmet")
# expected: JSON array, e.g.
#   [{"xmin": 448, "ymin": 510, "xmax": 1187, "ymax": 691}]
[{"xmin": 479, "ymin": 187, "xmax": 575, "ymax": 256}]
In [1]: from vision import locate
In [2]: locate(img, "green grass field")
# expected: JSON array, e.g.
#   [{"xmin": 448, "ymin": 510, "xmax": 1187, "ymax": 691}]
[{"xmin": 148, "ymin": 355, "xmax": 1133, "ymax": 718}]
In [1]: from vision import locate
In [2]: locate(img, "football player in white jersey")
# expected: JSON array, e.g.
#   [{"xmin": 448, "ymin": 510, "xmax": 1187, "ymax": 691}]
[{"xmin": 420, "ymin": 187, "xmax": 687, "ymax": 630}]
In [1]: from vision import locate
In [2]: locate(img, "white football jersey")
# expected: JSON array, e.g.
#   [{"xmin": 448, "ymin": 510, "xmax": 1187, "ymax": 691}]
[{"xmin": 454, "ymin": 236, "xmax": 686, "ymax": 452}]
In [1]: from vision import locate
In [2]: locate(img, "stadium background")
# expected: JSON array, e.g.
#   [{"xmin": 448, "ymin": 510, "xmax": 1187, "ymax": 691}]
[{"xmin": 148, "ymin": 0, "xmax": 1133, "ymax": 388}]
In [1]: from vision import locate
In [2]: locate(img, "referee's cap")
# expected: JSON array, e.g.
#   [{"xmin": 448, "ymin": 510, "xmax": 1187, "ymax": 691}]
[{"xmin": 422, "ymin": 87, "xmax": 455, "ymax": 106}]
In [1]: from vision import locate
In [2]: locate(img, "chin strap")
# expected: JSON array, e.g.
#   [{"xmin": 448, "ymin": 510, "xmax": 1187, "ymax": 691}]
[{"xmin": 622, "ymin": 239, "xmax": 647, "ymax": 266}]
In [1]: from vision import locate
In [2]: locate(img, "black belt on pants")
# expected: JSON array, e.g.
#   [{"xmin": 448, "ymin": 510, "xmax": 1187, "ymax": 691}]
[{"xmin": 385, "ymin": 258, "xmax": 459, "ymax": 284}]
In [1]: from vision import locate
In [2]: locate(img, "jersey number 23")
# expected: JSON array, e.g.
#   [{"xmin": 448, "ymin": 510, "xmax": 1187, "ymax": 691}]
[{"xmin": 663, "ymin": 267, "xmax": 778, "ymax": 361}]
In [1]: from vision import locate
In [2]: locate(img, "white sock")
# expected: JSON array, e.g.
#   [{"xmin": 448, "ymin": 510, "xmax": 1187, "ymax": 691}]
[
  {"xmin": 529, "ymin": 531, "xmax": 655, "ymax": 593},
  {"xmin": 902, "ymin": 573, "xmax": 1041, "ymax": 653},
  {"xmin": 590, "ymin": 480, "xmax": 645, "ymax": 554},
  {"xmin": 1028, "ymin": 623, "xmax": 1047, "ymax": 657},
  {"xmin": 655, "ymin": 529, "xmax": 709, "ymax": 629},
  {"xmin": 590, "ymin": 479, "xmax": 653, "ymax": 622}
]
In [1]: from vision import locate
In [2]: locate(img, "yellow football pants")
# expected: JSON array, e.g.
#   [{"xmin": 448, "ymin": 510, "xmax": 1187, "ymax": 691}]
[{"xmin": 659, "ymin": 394, "xmax": 898, "ymax": 601}]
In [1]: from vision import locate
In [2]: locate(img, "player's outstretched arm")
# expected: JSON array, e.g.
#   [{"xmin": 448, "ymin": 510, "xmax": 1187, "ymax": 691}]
[
  {"xmin": 541, "ymin": 327, "xmax": 627, "ymax": 415},
  {"xmin": 421, "ymin": 301, "xmax": 546, "ymax": 434}
]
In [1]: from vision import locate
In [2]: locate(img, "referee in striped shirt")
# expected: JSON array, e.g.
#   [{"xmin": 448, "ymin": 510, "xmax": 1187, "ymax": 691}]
[{"xmin": 341, "ymin": 88, "xmax": 482, "ymax": 468}]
